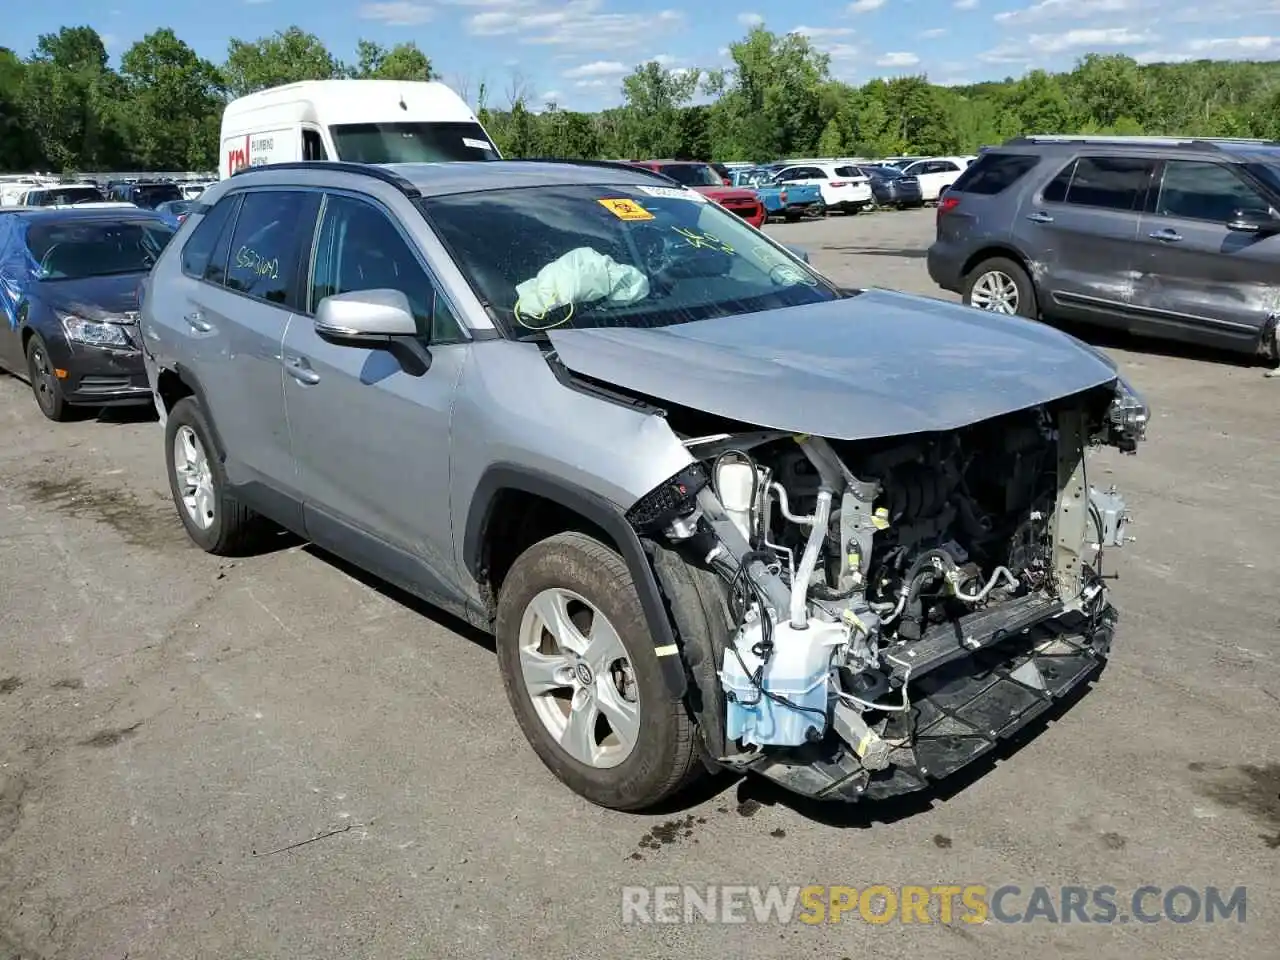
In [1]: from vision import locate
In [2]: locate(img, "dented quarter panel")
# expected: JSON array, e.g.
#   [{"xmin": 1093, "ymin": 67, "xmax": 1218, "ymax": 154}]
[{"xmin": 548, "ymin": 288, "xmax": 1120, "ymax": 440}]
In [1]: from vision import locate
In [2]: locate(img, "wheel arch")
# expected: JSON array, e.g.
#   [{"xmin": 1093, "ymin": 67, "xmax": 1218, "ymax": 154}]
[
  {"xmin": 155, "ymin": 363, "xmax": 226, "ymax": 462},
  {"xmin": 960, "ymin": 244, "xmax": 1036, "ymax": 285},
  {"xmin": 464, "ymin": 464, "xmax": 687, "ymax": 699}
]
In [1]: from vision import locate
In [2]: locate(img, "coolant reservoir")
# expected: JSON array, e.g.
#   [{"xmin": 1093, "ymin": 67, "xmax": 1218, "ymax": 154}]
[{"xmin": 719, "ymin": 617, "xmax": 845, "ymax": 747}]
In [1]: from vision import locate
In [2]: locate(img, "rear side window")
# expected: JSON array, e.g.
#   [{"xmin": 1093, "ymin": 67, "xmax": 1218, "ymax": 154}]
[
  {"xmin": 833, "ymin": 166, "xmax": 860, "ymax": 177},
  {"xmin": 951, "ymin": 153, "xmax": 1039, "ymax": 195},
  {"xmin": 1042, "ymin": 156, "xmax": 1155, "ymax": 211},
  {"xmin": 223, "ymin": 190, "xmax": 320, "ymax": 307},
  {"xmin": 180, "ymin": 196, "xmax": 239, "ymax": 280}
]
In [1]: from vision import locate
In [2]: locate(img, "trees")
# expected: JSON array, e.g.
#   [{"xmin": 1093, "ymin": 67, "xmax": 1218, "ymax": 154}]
[{"xmin": 6, "ymin": 23, "xmax": 1280, "ymax": 174}]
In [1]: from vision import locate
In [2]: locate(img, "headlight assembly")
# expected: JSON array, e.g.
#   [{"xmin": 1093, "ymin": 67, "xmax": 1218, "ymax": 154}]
[
  {"xmin": 58, "ymin": 313, "xmax": 133, "ymax": 348},
  {"xmin": 1105, "ymin": 376, "xmax": 1150, "ymax": 451}
]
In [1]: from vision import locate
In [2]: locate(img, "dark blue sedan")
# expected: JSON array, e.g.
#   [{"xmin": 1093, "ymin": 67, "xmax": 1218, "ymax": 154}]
[{"xmin": 0, "ymin": 208, "xmax": 176, "ymax": 420}]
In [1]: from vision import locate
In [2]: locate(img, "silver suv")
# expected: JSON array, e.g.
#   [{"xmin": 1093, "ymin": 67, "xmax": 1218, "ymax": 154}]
[{"xmin": 140, "ymin": 160, "xmax": 1148, "ymax": 810}]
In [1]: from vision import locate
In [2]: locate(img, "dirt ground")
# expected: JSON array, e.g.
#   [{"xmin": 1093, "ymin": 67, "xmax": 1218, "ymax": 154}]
[{"xmin": 1, "ymin": 207, "xmax": 1277, "ymax": 959}]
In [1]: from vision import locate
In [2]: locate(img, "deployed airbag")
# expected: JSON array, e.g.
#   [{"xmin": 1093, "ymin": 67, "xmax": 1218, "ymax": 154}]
[{"xmin": 514, "ymin": 247, "xmax": 649, "ymax": 325}]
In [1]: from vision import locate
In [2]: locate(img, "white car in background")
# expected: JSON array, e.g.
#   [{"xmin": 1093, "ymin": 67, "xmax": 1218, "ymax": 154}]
[
  {"xmin": 772, "ymin": 162, "xmax": 874, "ymax": 214},
  {"xmin": 900, "ymin": 156, "xmax": 976, "ymax": 202}
]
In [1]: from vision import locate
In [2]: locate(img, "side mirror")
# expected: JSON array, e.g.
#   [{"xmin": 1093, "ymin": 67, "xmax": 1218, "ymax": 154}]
[
  {"xmin": 314, "ymin": 288, "xmax": 418, "ymax": 340},
  {"xmin": 1226, "ymin": 209, "xmax": 1278, "ymax": 233},
  {"xmin": 784, "ymin": 244, "xmax": 810, "ymax": 263}
]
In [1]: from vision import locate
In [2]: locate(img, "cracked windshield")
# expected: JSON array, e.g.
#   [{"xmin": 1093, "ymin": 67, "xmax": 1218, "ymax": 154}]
[{"xmin": 421, "ymin": 184, "xmax": 842, "ymax": 335}]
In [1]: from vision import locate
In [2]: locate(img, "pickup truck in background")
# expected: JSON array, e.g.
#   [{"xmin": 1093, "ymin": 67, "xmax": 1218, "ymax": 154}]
[{"xmin": 729, "ymin": 168, "xmax": 826, "ymax": 222}]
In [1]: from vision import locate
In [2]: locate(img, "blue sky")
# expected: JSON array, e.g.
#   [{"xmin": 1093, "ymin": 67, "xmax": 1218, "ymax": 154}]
[{"xmin": 9, "ymin": 0, "xmax": 1280, "ymax": 111}]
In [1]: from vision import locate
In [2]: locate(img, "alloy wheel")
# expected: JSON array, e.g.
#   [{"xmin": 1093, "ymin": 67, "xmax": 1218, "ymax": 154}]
[
  {"xmin": 173, "ymin": 425, "xmax": 216, "ymax": 530},
  {"xmin": 517, "ymin": 587, "xmax": 640, "ymax": 769},
  {"xmin": 28, "ymin": 343, "xmax": 57, "ymax": 414},
  {"xmin": 969, "ymin": 270, "xmax": 1020, "ymax": 314}
]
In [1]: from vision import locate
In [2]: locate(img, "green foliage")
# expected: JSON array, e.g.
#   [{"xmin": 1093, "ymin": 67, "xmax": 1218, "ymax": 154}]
[{"xmin": 6, "ymin": 23, "xmax": 1280, "ymax": 174}]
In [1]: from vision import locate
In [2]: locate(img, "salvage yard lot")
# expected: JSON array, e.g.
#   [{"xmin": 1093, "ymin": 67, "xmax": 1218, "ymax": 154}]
[{"xmin": 2, "ymin": 207, "xmax": 1278, "ymax": 960}]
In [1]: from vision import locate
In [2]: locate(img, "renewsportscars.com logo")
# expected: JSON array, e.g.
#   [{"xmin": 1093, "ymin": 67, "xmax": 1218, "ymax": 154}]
[{"xmin": 621, "ymin": 884, "xmax": 1247, "ymax": 925}]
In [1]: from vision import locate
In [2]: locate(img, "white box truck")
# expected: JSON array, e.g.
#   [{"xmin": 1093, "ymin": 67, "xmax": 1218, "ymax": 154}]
[{"xmin": 218, "ymin": 79, "xmax": 501, "ymax": 179}]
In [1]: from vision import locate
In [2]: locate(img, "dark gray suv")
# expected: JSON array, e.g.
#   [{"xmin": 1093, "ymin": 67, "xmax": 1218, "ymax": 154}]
[{"xmin": 927, "ymin": 135, "xmax": 1280, "ymax": 365}]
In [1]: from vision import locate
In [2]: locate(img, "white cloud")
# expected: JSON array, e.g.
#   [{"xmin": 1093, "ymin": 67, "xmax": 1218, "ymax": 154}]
[
  {"xmin": 848, "ymin": 0, "xmax": 885, "ymax": 12},
  {"xmin": 651, "ymin": 53, "xmax": 677, "ymax": 65},
  {"xmin": 953, "ymin": 0, "xmax": 978, "ymax": 9},
  {"xmin": 1187, "ymin": 35, "xmax": 1280, "ymax": 53},
  {"xmin": 1133, "ymin": 50, "xmax": 1195, "ymax": 63},
  {"xmin": 919, "ymin": 27, "xmax": 948, "ymax": 37},
  {"xmin": 541, "ymin": 89, "xmax": 562, "ymax": 102},
  {"xmin": 876, "ymin": 51, "xmax": 920, "ymax": 66},
  {"xmin": 573, "ymin": 78, "xmax": 609, "ymax": 88},
  {"xmin": 994, "ymin": 0, "xmax": 1138, "ymax": 24},
  {"xmin": 738, "ymin": 12, "xmax": 764, "ymax": 26},
  {"xmin": 358, "ymin": 1, "xmax": 435, "ymax": 24},
  {"xmin": 1026, "ymin": 27, "xmax": 1155, "ymax": 52},
  {"xmin": 977, "ymin": 45, "xmax": 1033, "ymax": 64},
  {"xmin": 101, "ymin": 33, "xmax": 119, "ymax": 49},
  {"xmin": 466, "ymin": 0, "xmax": 684, "ymax": 49},
  {"xmin": 825, "ymin": 43, "xmax": 861, "ymax": 60},
  {"xmin": 790, "ymin": 25, "xmax": 856, "ymax": 39},
  {"xmin": 561, "ymin": 59, "xmax": 629, "ymax": 78}
]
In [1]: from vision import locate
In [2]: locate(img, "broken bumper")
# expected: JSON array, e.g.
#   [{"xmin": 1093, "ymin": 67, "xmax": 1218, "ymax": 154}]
[{"xmin": 739, "ymin": 605, "xmax": 1115, "ymax": 802}]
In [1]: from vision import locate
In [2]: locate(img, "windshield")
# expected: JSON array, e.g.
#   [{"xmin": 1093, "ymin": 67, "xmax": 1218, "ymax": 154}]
[
  {"xmin": 132, "ymin": 184, "xmax": 182, "ymax": 208},
  {"xmin": 656, "ymin": 164, "xmax": 723, "ymax": 187},
  {"xmin": 27, "ymin": 219, "xmax": 175, "ymax": 280},
  {"xmin": 329, "ymin": 121, "xmax": 499, "ymax": 163},
  {"xmin": 419, "ymin": 184, "xmax": 841, "ymax": 337},
  {"xmin": 28, "ymin": 187, "xmax": 104, "ymax": 206}
]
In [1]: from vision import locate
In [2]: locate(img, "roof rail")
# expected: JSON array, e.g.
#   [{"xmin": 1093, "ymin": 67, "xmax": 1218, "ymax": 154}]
[
  {"xmin": 504, "ymin": 157, "xmax": 682, "ymax": 185},
  {"xmin": 230, "ymin": 160, "xmax": 422, "ymax": 198},
  {"xmin": 1004, "ymin": 134, "xmax": 1280, "ymax": 150}
]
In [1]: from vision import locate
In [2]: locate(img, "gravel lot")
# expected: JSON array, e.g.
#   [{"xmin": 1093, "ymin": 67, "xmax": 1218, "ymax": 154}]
[{"xmin": 2, "ymin": 207, "xmax": 1278, "ymax": 959}]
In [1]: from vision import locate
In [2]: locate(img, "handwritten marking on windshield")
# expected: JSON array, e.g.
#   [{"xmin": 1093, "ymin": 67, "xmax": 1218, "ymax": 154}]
[{"xmin": 672, "ymin": 227, "xmax": 733, "ymax": 253}]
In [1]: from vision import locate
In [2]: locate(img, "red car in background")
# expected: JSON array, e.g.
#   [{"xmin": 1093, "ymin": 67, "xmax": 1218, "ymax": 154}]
[{"xmin": 628, "ymin": 160, "xmax": 767, "ymax": 228}]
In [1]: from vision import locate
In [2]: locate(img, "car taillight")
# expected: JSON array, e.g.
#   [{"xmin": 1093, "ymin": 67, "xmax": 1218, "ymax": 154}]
[
  {"xmin": 937, "ymin": 195, "xmax": 961, "ymax": 220},
  {"xmin": 830, "ymin": 181, "xmax": 848, "ymax": 187}
]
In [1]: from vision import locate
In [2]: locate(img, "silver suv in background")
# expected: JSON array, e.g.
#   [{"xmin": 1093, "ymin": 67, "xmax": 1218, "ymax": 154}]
[
  {"xmin": 139, "ymin": 159, "xmax": 1147, "ymax": 811},
  {"xmin": 928, "ymin": 135, "xmax": 1280, "ymax": 366}
]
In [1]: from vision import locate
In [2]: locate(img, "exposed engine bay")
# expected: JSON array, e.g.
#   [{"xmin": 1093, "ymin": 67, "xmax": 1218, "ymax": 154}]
[{"xmin": 631, "ymin": 380, "xmax": 1148, "ymax": 801}]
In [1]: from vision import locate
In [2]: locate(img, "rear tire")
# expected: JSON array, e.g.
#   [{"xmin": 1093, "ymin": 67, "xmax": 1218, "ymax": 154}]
[
  {"xmin": 164, "ymin": 396, "xmax": 266, "ymax": 554},
  {"xmin": 962, "ymin": 256, "xmax": 1038, "ymax": 319},
  {"xmin": 495, "ymin": 531, "xmax": 701, "ymax": 811}
]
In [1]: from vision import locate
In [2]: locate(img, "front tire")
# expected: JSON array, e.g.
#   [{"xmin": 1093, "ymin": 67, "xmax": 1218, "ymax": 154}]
[
  {"xmin": 164, "ymin": 396, "xmax": 265, "ymax": 554},
  {"xmin": 962, "ymin": 256, "xmax": 1038, "ymax": 319},
  {"xmin": 26, "ymin": 334, "xmax": 72, "ymax": 422},
  {"xmin": 495, "ymin": 531, "xmax": 701, "ymax": 811}
]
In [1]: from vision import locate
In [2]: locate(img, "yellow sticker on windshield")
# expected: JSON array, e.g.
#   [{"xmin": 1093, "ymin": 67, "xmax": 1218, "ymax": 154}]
[{"xmin": 598, "ymin": 198, "xmax": 654, "ymax": 220}]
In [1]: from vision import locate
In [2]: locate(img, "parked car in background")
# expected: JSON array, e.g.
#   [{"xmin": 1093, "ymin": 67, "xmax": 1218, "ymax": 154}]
[
  {"xmin": 728, "ymin": 168, "xmax": 825, "ymax": 221},
  {"xmin": 0, "ymin": 208, "xmax": 176, "ymax": 420},
  {"xmin": 629, "ymin": 160, "xmax": 766, "ymax": 227},
  {"xmin": 155, "ymin": 200, "xmax": 195, "ymax": 227},
  {"xmin": 13, "ymin": 183, "xmax": 106, "ymax": 207},
  {"xmin": 771, "ymin": 162, "xmax": 873, "ymax": 214},
  {"xmin": 927, "ymin": 134, "xmax": 1280, "ymax": 364},
  {"xmin": 901, "ymin": 156, "xmax": 974, "ymax": 201},
  {"xmin": 106, "ymin": 181, "xmax": 184, "ymax": 209},
  {"xmin": 181, "ymin": 182, "xmax": 214, "ymax": 200},
  {"xmin": 853, "ymin": 165, "xmax": 925, "ymax": 208}
]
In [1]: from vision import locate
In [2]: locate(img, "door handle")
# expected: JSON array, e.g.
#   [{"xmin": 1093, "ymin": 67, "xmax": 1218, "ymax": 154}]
[
  {"xmin": 1148, "ymin": 228, "xmax": 1182, "ymax": 242},
  {"xmin": 184, "ymin": 311, "xmax": 212, "ymax": 332},
  {"xmin": 283, "ymin": 355, "xmax": 320, "ymax": 385},
  {"xmin": 1026, "ymin": 211, "xmax": 1054, "ymax": 223}
]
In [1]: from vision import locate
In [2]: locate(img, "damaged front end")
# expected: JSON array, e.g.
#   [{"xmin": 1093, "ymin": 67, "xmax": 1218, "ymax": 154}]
[{"xmin": 631, "ymin": 378, "xmax": 1148, "ymax": 802}]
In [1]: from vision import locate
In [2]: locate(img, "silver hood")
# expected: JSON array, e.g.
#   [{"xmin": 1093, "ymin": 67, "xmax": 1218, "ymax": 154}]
[{"xmin": 547, "ymin": 287, "xmax": 1120, "ymax": 440}]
